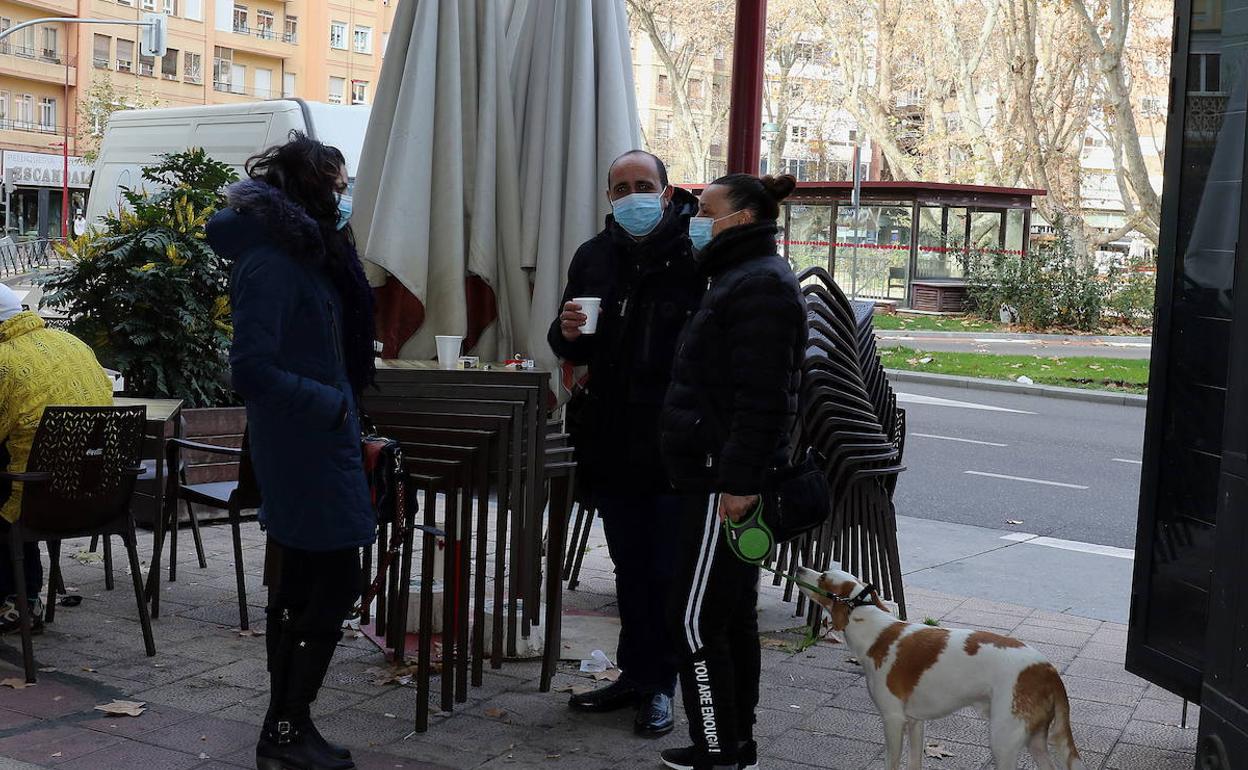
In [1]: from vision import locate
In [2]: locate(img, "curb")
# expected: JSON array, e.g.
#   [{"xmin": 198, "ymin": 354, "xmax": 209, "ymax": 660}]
[
  {"xmin": 875, "ymin": 330, "xmax": 1152, "ymax": 345},
  {"xmin": 884, "ymin": 368, "xmax": 1149, "ymax": 408}
]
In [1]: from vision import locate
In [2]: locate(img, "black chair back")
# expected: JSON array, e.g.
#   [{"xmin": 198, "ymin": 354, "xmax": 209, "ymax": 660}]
[{"xmin": 22, "ymin": 406, "xmax": 145, "ymax": 534}]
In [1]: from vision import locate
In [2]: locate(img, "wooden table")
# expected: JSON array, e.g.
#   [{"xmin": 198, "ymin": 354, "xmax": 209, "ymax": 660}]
[{"xmin": 115, "ymin": 397, "xmax": 184, "ymax": 609}]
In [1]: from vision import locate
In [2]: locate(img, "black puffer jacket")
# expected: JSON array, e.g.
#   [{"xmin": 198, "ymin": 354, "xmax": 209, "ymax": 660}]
[
  {"xmin": 660, "ymin": 221, "xmax": 807, "ymax": 495},
  {"xmin": 548, "ymin": 188, "xmax": 705, "ymax": 496}
]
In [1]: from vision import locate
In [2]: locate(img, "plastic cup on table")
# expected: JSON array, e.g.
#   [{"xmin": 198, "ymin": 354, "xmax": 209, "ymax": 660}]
[{"xmin": 435, "ymin": 335, "xmax": 463, "ymax": 370}]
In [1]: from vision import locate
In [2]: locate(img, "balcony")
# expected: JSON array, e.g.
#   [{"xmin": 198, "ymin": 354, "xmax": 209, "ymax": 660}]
[
  {"xmin": 227, "ymin": 23, "xmax": 294, "ymax": 58},
  {"xmin": 10, "ymin": 0, "xmax": 77, "ymax": 16},
  {"xmin": 0, "ymin": 46, "xmax": 77, "ymax": 87},
  {"xmin": 212, "ymin": 81, "xmax": 275, "ymax": 101}
]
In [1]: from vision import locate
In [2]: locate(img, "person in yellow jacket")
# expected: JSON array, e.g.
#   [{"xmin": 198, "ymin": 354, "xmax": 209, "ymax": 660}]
[{"xmin": 0, "ymin": 284, "xmax": 111, "ymax": 633}]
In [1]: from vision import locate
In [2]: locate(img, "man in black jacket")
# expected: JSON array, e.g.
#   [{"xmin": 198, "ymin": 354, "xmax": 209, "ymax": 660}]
[{"xmin": 548, "ymin": 150, "xmax": 704, "ymax": 737}]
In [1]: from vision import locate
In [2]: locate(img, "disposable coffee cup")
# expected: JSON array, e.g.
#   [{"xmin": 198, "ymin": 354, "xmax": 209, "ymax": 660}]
[
  {"xmin": 435, "ymin": 335, "xmax": 463, "ymax": 370},
  {"xmin": 573, "ymin": 297, "xmax": 602, "ymax": 334}
]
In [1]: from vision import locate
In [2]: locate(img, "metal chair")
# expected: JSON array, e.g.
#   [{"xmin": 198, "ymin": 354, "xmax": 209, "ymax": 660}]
[
  {"xmin": 0, "ymin": 406, "xmax": 155, "ymax": 682},
  {"xmin": 155, "ymin": 429, "xmax": 258, "ymax": 630}
]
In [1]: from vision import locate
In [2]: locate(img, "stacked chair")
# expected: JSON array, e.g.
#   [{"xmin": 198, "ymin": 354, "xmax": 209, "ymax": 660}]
[{"xmin": 772, "ymin": 267, "xmax": 909, "ymax": 621}]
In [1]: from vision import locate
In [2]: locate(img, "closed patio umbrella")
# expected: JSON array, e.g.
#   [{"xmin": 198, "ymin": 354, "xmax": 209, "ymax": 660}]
[{"xmin": 352, "ymin": 0, "xmax": 639, "ymax": 374}]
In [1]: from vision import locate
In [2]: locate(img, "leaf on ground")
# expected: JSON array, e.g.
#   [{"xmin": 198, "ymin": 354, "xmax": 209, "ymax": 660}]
[
  {"xmin": 1007, "ymin": 520, "xmax": 1024, "ymax": 526},
  {"xmin": 37, "ymin": 667, "xmax": 57, "ymax": 673},
  {"xmin": 0, "ymin": 678, "xmax": 33, "ymax": 689},
  {"xmin": 554, "ymin": 683, "xmax": 595, "ymax": 696},
  {"xmin": 51, "ymin": 752, "xmax": 62, "ymax": 758},
  {"xmin": 81, "ymin": 667, "xmax": 98, "ymax": 673},
  {"xmin": 484, "ymin": 707, "xmax": 510, "ymax": 722},
  {"xmin": 94, "ymin": 700, "xmax": 146, "ymax": 717},
  {"xmin": 364, "ymin": 664, "xmax": 419, "ymax": 687},
  {"xmin": 235, "ymin": 629, "xmax": 265, "ymax": 638},
  {"xmin": 925, "ymin": 742, "xmax": 955, "ymax": 758},
  {"xmin": 591, "ymin": 668, "xmax": 621, "ymax": 682},
  {"xmin": 72, "ymin": 551, "xmax": 103, "ymax": 565}
]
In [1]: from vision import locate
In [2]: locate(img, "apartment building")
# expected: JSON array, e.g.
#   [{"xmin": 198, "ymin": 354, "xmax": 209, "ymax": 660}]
[{"xmin": 0, "ymin": 0, "xmax": 395, "ymax": 239}]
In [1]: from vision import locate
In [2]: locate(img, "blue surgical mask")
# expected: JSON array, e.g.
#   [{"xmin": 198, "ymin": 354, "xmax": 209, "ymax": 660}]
[
  {"xmin": 611, "ymin": 190, "xmax": 666, "ymax": 237},
  {"xmin": 689, "ymin": 210, "xmax": 742, "ymax": 251},
  {"xmin": 335, "ymin": 193, "xmax": 353, "ymax": 231}
]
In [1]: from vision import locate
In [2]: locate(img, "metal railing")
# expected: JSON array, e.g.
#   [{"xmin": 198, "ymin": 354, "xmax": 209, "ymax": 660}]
[{"xmin": 0, "ymin": 238, "xmax": 62, "ymax": 280}]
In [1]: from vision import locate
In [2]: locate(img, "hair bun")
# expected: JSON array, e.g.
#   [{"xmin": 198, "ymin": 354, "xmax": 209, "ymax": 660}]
[{"xmin": 761, "ymin": 174, "xmax": 797, "ymax": 202}]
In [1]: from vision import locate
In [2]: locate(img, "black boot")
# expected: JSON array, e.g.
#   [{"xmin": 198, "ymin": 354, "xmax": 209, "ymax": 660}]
[
  {"xmin": 282, "ymin": 631, "xmax": 353, "ymax": 766},
  {"xmin": 256, "ymin": 719, "xmax": 353, "ymax": 770},
  {"xmin": 260, "ymin": 610, "xmax": 352, "ymax": 769}
]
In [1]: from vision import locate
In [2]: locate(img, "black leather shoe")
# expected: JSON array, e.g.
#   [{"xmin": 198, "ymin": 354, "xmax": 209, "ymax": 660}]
[
  {"xmin": 568, "ymin": 679, "xmax": 641, "ymax": 713},
  {"xmin": 633, "ymin": 691, "xmax": 674, "ymax": 737}
]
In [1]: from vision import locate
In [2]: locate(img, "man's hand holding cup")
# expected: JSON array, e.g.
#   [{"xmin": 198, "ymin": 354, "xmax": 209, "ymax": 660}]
[{"xmin": 561, "ymin": 297, "xmax": 602, "ymax": 341}]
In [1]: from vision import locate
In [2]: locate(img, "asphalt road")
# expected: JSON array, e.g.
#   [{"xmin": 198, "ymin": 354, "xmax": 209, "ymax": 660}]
[
  {"xmin": 877, "ymin": 332, "xmax": 1153, "ymax": 359},
  {"xmin": 891, "ymin": 381, "xmax": 1146, "ymax": 550}
]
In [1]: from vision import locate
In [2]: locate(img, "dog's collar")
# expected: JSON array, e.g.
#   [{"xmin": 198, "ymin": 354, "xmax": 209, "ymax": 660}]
[{"xmin": 842, "ymin": 583, "xmax": 880, "ymax": 609}]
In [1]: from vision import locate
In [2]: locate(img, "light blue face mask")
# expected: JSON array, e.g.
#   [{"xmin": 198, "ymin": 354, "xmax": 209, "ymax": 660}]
[
  {"xmin": 611, "ymin": 190, "xmax": 666, "ymax": 238},
  {"xmin": 335, "ymin": 194, "xmax": 353, "ymax": 231},
  {"xmin": 689, "ymin": 210, "xmax": 742, "ymax": 251}
]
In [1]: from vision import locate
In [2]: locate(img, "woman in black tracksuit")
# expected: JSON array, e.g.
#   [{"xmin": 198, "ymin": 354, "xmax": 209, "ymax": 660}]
[{"xmin": 659, "ymin": 173, "xmax": 806, "ymax": 770}]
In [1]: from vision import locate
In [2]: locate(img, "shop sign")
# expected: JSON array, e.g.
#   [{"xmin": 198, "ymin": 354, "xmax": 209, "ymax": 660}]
[{"xmin": 1, "ymin": 151, "xmax": 93, "ymax": 190}]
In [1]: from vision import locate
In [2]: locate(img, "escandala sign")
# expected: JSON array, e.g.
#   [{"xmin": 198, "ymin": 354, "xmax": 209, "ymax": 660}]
[{"xmin": 1, "ymin": 150, "xmax": 93, "ymax": 190}]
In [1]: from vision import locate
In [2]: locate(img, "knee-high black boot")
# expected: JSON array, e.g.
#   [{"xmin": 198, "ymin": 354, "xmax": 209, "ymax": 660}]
[
  {"xmin": 285, "ymin": 629, "xmax": 352, "ymax": 763},
  {"xmin": 256, "ymin": 611, "xmax": 353, "ymax": 770}
]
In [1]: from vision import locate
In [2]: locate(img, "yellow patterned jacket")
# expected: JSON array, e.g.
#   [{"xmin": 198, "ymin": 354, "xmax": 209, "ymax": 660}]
[{"xmin": 0, "ymin": 312, "xmax": 112, "ymax": 522}]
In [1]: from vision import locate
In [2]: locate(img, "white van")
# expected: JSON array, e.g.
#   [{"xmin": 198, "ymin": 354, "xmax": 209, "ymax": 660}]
[{"xmin": 85, "ymin": 99, "xmax": 370, "ymax": 224}]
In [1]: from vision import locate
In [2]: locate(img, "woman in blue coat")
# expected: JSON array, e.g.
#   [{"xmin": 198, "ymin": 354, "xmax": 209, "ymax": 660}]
[{"xmin": 207, "ymin": 132, "xmax": 375, "ymax": 770}]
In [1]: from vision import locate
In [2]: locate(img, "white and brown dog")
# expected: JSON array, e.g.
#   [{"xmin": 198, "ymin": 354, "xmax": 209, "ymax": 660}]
[{"xmin": 797, "ymin": 566, "xmax": 1086, "ymax": 770}]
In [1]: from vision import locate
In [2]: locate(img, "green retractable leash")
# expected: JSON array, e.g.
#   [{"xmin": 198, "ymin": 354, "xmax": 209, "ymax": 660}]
[{"xmin": 722, "ymin": 497, "xmax": 878, "ymax": 607}]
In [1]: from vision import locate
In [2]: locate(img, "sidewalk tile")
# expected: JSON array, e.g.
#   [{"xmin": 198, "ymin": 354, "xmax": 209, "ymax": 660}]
[
  {"xmin": 1120, "ymin": 719, "xmax": 1199, "ymax": 753},
  {"xmin": 764, "ymin": 730, "xmax": 882, "ymax": 769},
  {"xmin": 0, "ymin": 725, "xmax": 122, "ymax": 765},
  {"xmin": 1107, "ymin": 742, "xmax": 1198, "ymax": 769},
  {"xmin": 132, "ymin": 714, "xmax": 257, "ymax": 757},
  {"xmin": 56, "ymin": 741, "xmax": 204, "ymax": 769},
  {"xmin": 1133, "ymin": 697, "xmax": 1199, "ymax": 728}
]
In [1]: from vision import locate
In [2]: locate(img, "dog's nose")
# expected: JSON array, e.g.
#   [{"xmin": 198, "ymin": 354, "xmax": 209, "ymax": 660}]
[{"xmin": 796, "ymin": 566, "xmax": 819, "ymax": 584}]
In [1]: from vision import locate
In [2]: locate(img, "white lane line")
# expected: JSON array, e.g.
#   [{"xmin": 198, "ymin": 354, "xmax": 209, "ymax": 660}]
[
  {"xmin": 1112, "ymin": 458, "xmax": 1143, "ymax": 465},
  {"xmin": 897, "ymin": 392, "xmax": 1036, "ymax": 415},
  {"xmin": 912, "ymin": 432, "xmax": 1008, "ymax": 448},
  {"xmin": 963, "ymin": 470, "xmax": 1089, "ymax": 490},
  {"xmin": 1000, "ymin": 532, "xmax": 1134, "ymax": 560}
]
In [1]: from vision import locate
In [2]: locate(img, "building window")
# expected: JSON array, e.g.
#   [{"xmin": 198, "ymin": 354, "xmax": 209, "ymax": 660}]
[
  {"xmin": 93, "ymin": 35, "xmax": 111, "ymax": 69},
  {"xmin": 117, "ymin": 0, "xmax": 133, "ymax": 5},
  {"xmin": 184, "ymin": 52, "xmax": 202, "ymax": 84},
  {"xmin": 790, "ymin": 124, "xmax": 809, "ymax": 141},
  {"xmin": 1188, "ymin": 52, "xmax": 1222, "ymax": 94},
  {"xmin": 41, "ymin": 28, "xmax": 58, "ymax": 62},
  {"xmin": 38, "ymin": 97, "xmax": 55, "ymax": 133},
  {"xmin": 184, "ymin": 0, "xmax": 202, "ymax": 21},
  {"xmin": 655, "ymin": 114, "xmax": 672, "ymax": 139},
  {"xmin": 230, "ymin": 63, "xmax": 246, "ymax": 94},
  {"xmin": 139, "ymin": 49, "xmax": 156, "ymax": 76},
  {"xmin": 0, "ymin": 19, "xmax": 9, "ymax": 55},
  {"xmin": 656, "ymin": 74, "xmax": 670, "ymax": 106},
  {"xmin": 164, "ymin": 0, "xmax": 179, "ymax": 16},
  {"xmin": 117, "ymin": 39, "xmax": 134, "ymax": 73},
  {"xmin": 351, "ymin": 80, "xmax": 368, "ymax": 104},
  {"xmin": 283, "ymin": 72, "xmax": 296, "ymax": 97},
  {"xmin": 0, "ymin": 92, "xmax": 8, "ymax": 128},
  {"xmin": 330, "ymin": 22, "xmax": 347, "ymax": 50},
  {"xmin": 162, "ymin": 47, "xmax": 178, "ymax": 80},
  {"xmin": 284, "ymin": 15, "xmax": 298, "ymax": 43},
  {"xmin": 353, "ymin": 26, "xmax": 372, "ymax": 54},
  {"xmin": 257, "ymin": 10, "xmax": 275, "ymax": 39},
  {"xmin": 15, "ymin": 25, "xmax": 34, "ymax": 58},
  {"xmin": 687, "ymin": 78, "xmax": 704, "ymax": 107},
  {"xmin": 213, "ymin": 46, "xmax": 232, "ymax": 91},
  {"xmin": 142, "ymin": 0, "xmax": 156, "ymax": 9},
  {"xmin": 328, "ymin": 76, "xmax": 345, "ymax": 105},
  {"xmin": 255, "ymin": 68, "xmax": 272, "ymax": 98},
  {"xmin": 16, "ymin": 94, "xmax": 33, "ymax": 130},
  {"xmin": 233, "ymin": 4, "xmax": 248, "ymax": 34}
]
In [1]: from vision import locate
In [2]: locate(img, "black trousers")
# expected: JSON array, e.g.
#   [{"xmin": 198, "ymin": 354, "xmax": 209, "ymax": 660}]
[
  {"xmin": 0, "ymin": 479, "xmax": 42, "ymax": 601},
  {"xmin": 598, "ymin": 493, "xmax": 685, "ymax": 695},
  {"xmin": 265, "ymin": 541, "xmax": 361, "ymax": 721},
  {"xmin": 668, "ymin": 495, "xmax": 760, "ymax": 766}
]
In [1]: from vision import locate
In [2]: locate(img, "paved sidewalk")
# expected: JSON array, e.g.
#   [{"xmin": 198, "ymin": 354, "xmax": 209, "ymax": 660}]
[{"xmin": 0, "ymin": 519, "xmax": 1197, "ymax": 769}]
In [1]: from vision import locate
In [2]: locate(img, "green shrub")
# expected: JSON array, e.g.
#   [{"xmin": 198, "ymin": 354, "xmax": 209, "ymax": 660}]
[
  {"xmin": 40, "ymin": 149, "xmax": 238, "ymax": 407},
  {"xmin": 1106, "ymin": 256, "xmax": 1157, "ymax": 329},
  {"xmin": 966, "ymin": 231, "xmax": 1110, "ymax": 332}
]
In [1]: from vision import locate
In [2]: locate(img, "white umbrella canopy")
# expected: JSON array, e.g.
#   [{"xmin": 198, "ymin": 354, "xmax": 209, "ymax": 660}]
[{"xmin": 353, "ymin": 0, "xmax": 640, "ymax": 371}]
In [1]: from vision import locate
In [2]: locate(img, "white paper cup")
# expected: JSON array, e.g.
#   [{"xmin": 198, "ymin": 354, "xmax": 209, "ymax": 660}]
[
  {"xmin": 435, "ymin": 335, "xmax": 463, "ymax": 370},
  {"xmin": 573, "ymin": 297, "xmax": 602, "ymax": 334}
]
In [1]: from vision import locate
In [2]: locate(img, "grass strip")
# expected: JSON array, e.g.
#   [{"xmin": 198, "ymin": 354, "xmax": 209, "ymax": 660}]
[{"xmin": 880, "ymin": 346, "xmax": 1149, "ymax": 394}]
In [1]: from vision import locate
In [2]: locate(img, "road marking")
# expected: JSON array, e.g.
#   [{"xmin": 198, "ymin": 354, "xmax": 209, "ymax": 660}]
[
  {"xmin": 1111, "ymin": 458, "xmax": 1143, "ymax": 465},
  {"xmin": 896, "ymin": 392, "xmax": 1036, "ymax": 415},
  {"xmin": 1000, "ymin": 532, "xmax": 1134, "ymax": 560},
  {"xmin": 912, "ymin": 432, "xmax": 1008, "ymax": 448},
  {"xmin": 963, "ymin": 470, "xmax": 1089, "ymax": 490}
]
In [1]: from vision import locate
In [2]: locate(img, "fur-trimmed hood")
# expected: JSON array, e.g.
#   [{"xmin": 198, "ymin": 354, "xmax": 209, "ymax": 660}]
[{"xmin": 209, "ymin": 178, "xmax": 327, "ymax": 263}]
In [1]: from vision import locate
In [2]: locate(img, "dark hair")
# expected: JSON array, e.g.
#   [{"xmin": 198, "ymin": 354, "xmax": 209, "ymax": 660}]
[
  {"xmin": 245, "ymin": 131, "xmax": 347, "ymax": 229},
  {"xmin": 710, "ymin": 173, "xmax": 797, "ymax": 221},
  {"xmin": 608, "ymin": 150, "xmax": 669, "ymax": 189}
]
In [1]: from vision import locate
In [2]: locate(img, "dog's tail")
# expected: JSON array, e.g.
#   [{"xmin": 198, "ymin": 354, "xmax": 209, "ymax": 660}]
[{"xmin": 1050, "ymin": 680, "xmax": 1087, "ymax": 770}]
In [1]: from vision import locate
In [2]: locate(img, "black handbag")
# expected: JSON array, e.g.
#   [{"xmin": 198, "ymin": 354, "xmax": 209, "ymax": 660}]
[{"xmin": 724, "ymin": 448, "xmax": 830, "ymax": 564}]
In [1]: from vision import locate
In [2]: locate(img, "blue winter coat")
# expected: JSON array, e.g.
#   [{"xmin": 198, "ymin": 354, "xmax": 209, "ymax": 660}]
[{"xmin": 206, "ymin": 179, "xmax": 375, "ymax": 552}]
